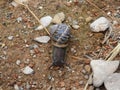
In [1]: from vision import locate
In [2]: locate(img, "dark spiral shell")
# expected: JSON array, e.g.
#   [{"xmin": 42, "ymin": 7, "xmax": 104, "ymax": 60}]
[{"xmin": 50, "ymin": 24, "xmax": 70, "ymax": 44}]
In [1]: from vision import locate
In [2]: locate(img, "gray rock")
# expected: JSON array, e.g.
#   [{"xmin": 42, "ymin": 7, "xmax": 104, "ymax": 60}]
[
  {"xmin": 104, "ymin": 73, "xmax": 120, "ymax": 90},
  {"xmin": 52, "ymin": 12, "xmax": 65, "ymax": 24},
  {"xmin": 34, "ymin": 36, "xmax": 50, "ymax": 43},
  {"xmin": 90, "ymin": 60, "xmax": 119, "ymax": 87},
  {"xmin": 35, "ymin": 16, "xmax": 52, "ymax": 30},
  {"xmin": 90, "ymin": 17, "xmax": 111, "ymax": 32},
  {"xmin": 22, "ymin": 66, "xmax": 34, "ymax": 75}
]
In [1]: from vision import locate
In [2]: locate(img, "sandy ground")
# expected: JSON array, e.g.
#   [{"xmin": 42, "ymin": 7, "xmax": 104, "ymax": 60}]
[{"xmin": 0, "ymin": 0, "xmax": 120, "ymax": 90}]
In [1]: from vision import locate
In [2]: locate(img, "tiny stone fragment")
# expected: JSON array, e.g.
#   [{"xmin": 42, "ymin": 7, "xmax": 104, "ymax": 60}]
[
  {"xmin": 52, "ymin": 12, "xmax": 65, "ymax": 24},
  {"xmin": 22, "ymin": 66, "xmax": 34, "ymax": 75},
  {"xmin": 72, "ymin": 25, "xmax": 80, "ymax": 30},
  {"xmin": 34, "ymin": 36, "xmax": 50, "ymax": 43},
  {"xmin": 8, "ymin": 36, "xmax": 14, "ymax": 40},
  {"xmin": 16, "ymin": 60, "xmax": 21, "ymax": 65},
  {"xmin": 16, "ymin": 17, "xmax": 22, "ymax": 23},
  {"xmin": 84, "ymin": 65, "xmax": 91, "ymax": 73}
]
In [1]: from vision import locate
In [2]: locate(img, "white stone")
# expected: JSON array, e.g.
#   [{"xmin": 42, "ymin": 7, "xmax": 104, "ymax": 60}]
[
  {"xmin": 35, "ymin": 16, "xmax": 52, "ymax": 30},
  {"xmin": 16, "ymin": 60, "xmax": 21, "ymax": 65},
  {"xmin": 90, "ymin": 60, "xmax": 119, "ymax": 87},
  {"xmin": 11, "ymin": 1, "xmax": 19, "ymax": 7},
  {"xmin": 16, "ymin": 17, "xmax": 22, "ymax": 23},
  {"xmin": 8, "ymin": 36, "xmax": 14, "ymax": 40},
  {"xmin": 90, "ymin": 17, "xmax": 111, "ymax": 32},
  {"xmin": 38, "ymin": 6, "xmax": 43, "ymax": 10},
  {"xmin": 22, "ymin": 66, "xmax": 34, "ymax": 75},
  {"xmin": 34, "ymin": 36, "xmax": 50, "ymax": 43},
  {"xmin": 104, "ymin": 73, "xmax": 120, "ymax": 90},
  {"xmin": 72, "ymin": 25, "xmax": 80, "ymax": 30},
  {"xmin": 52, "ymin": 12, "xmax": 65, "ymax": 24}
]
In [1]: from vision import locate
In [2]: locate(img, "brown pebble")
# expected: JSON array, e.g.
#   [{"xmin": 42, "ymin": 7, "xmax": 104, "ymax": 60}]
[
  {"xmin": 8, "ymin": 80, "xmax": 16, "ymax": 86},
  {"xmin": 34, "ymin": 48, "xmax": 40, "ymax": 54},
  {"xmin": 84, "ymin": 59, "xmax": 90, "ymax": 64},
  {"xmin": 84, "ymin": 65, "xmax": 91, "ymax": 73},
  {"xmin": 29, "ymin": 62, "xmax": 35, "ymax": 68},
  {"xmin": 60, "ymin": 81, "xmax": 65, "ymax": 87},
  {"xmin": 20, "ymin": 63, "xmax": 25, "ymax": 68},
  {"xmin": 75, "ymin": 82, "xmax": 80, "ymax": 87},
  {"xmin": 16, "ymin": 81, "xmax": 22, "ymax": 86},
  {"xmin": 11, "ymin": 74, "xmax": 18, "ymax": 79},
  {"xmin": 73, "ymin": 0, "xmax": 79, "ymax": 5}
]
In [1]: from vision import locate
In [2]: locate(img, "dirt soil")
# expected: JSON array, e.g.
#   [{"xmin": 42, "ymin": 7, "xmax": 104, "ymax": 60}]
[{"xmin": 0, "ymin": 0, "xmax": 120, "ymax": 90}]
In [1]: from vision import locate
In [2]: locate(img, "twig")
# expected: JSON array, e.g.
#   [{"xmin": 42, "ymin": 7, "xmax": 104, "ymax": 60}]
[
  {"xmin": 102, "ymin": 26, "xmax": 113, "ymax": 44},
  {"xmin": 86, "ymin": 0, "xmax": 119, "ymax": 23},
  {"xmin": 105, "ymin": 42, "xmax": 120, "ymax": 61},
  {"xmin": 14, "ymin": 0, "xmax": 50, "ymax": 36},
  {"xmin": 84, "ymin": 73, "xmax": 93, "ymax": 90}
]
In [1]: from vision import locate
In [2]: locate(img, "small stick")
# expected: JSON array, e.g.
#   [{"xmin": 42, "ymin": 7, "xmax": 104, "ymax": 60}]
[
  {"xmin": 84, "ymin": 73, "xmax": 93, "ymax": 90},
  {"xmin": 14, "ymin": 0, "xmax": 50, "ymax": 36},
  {"xmin": 105, "ymin": 43, "xmax": 120, "ymax": 61},
  {"xmin": 102, "ymin": 26, "xmax": 113, "ymax": 44},
  {"xmin": 86, "ymin": 0, "xmax": 119, "ymax": 23}
]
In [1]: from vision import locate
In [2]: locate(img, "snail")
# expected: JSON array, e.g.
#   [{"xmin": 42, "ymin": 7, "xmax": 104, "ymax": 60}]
[{"xmin": 49, "ymin": 24, "xmax": 70, "ymax": 68}]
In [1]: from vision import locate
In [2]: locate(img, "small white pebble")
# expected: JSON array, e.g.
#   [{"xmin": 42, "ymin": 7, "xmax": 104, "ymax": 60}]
[
  {"xmin": 38, "ymin": 6, "xmax": 43, "ymax": 10},
  {"xmin": 8, "ymin": 36, "xmax": 14, "ymax": 40},
  {"xmin": 16, "ymin": 17, "xmax": 22, "ymax": 23},
  {"xmin": 107, "ymin": 12, "xmax": 111, "ymax": 15},
  {"xmin": 16, "ymin": 60, "xmax": 21, "ymax": 65},
  {"xmin": 34, "ymin": 36, "xmax": 50, "ymax": 44},
  {"xmin": 14, "ymin": 84, "xmax": 20, "ymax": 90},
  {"xmin": 22, "ymin": 66, "xmax": 34, "ymax": 75}
]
